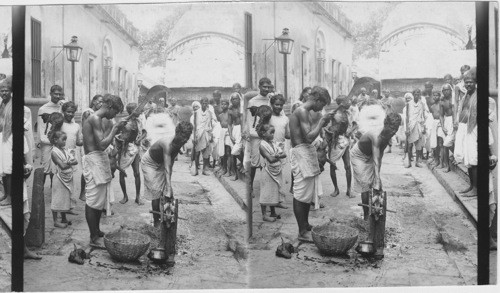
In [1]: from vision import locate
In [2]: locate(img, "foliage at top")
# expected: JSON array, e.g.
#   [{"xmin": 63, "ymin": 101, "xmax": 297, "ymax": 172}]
[
  {"xmin": 138, "ymin": 6, "xmax": 189, "ymax": 68},
  {"xmin": 351, "ymin": 3, "xmax": 400, "ymax": 61}
]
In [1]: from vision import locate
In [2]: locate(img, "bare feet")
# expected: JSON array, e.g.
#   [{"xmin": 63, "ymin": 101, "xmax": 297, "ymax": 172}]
[
  {"xmin": 61, "ymin": 219, "xmax": 72, "ymax": 226},
  {"xmin": 223, "ymin": 172, "xmax": 232, "ymax": 177},
  {"xmin": 230, "ymin": 176, "xmax": 239, "ymax": 181},
  {"xmin": 330, "ymin": 189, "xmax": 340, "ymax": 197},
  {"xmin": 89, "ymin": 237, "xmax": 105, "ymax": 249},
  {"xmin": 202, "ymin": 169, "xmax": 211, "ymax": 176},
  {"xmin": 263, "ymin": 216, "xmax": 276, "ymax": 222},
  {"xmin": 54, "ymin": 222, "xmax": 68, "ymax": 228},
  {"xmin": 298, "ymin": 231, "xmax": 314, "ymax": 243},
  {"xmin": 24, "ymin": 249, "xmax": 42, "ymax": 260},
  {"xmin": 270, "ymin": 213, "xmax": 281, "ymax": 219},
  {"xmin": 119, "ymin": 198, "xmax": 129, "ymax": 204},
  {"xmin": 0, "ymin": 197, "xmax": 11, "ymax": 206},
  {"xmin": 347, "ymin": 190, "xmax": 355, "ymax": 198},
  {"xmin": 135, "ymin": 198, "xmax": 145, "ymax": 205},
  {"xmin": 276, "ymin": 203, "xmax": 288, "ymax": 209},
  {"xmin": 462, "ymin": 189, "xmax": 477, "ymax": 197},
  {"xmin": 66, "ymin": 210, "xmax": 78, "ymax": 215},
  {"xmin": 415, "ymin": 161, "xmax": 422, "ymax": 168},
  {"xmin": 460, "ymin": 186, "xmax": 473, "ymax": 194}
]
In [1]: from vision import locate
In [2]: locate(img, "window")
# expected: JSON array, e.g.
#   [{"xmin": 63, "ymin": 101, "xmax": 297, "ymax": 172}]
[
  {"xmin": 103, "ymin": 57, "xmax": 112, "ymax": 92},
  {"xmin": 315, "ymin": 31, "xmax": 325, "ymax": 86},
  {"xmin": 117, "ymin": 67, "xmax": 122, "ymax": 94},
  {"xmin": 331, "ymin": 60, "xmax": 336, "ymax": 97},
  {"xmin": 244, "ymin": 13, "xmax": 253, "ymax": 88},
  {"xmin": 31, "ymin": 18, "xmax": 41, "ymax": 97},
  {"xmin": 103, "ymin": 41, "xmax": 112, "ymax": 93},
  {"xmin": 301, "ymin": 49, "xmax": 308, "ymax": 89},
  {"xmin": 316, "ymin": 50, "xmax": 325, "ymax": 86},
  {"xmin": 88, "ymin": 58, "xmax": 94, "ymax": 106}
]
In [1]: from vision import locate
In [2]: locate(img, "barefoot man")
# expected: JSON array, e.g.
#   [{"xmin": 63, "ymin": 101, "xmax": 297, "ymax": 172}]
[
  {"xmin": 82, "ymin": 94, "xmax": 125, "ymax": 248},
  {"xmin": 454, "ymin": 68, "xmax": 478, "ymax": 197},
  {"xmin": 289, "ymin": 86, "xmax": 331, "ymax": 242},
  {"xmin": 324, "ymin": 95, "xmax": 353, "ymax": 198},
  {"xmin": 438, "ymin": 84, "xmax": 455, "ymax": 172},
  {"xmin": 351, "ymin": 112, "xmax": 401, "ymax": 259},
  {"xmin": 141, "ymin": 121, "xmax": 193, "ymax": 227},
  {"xmin": 228, "ymin": 93, "xmax": 244, "ymax": 180}
]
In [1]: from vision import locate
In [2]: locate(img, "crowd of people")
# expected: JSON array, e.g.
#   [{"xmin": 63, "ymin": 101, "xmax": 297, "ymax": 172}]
[{"xmin": 0, "ymin": 62, "xmax": 495, "ymax": 259}]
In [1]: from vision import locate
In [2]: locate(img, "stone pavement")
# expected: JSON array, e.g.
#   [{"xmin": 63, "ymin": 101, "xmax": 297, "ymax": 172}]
[
  {"xmin": 217, "ymin": 145, "xmax": 479, "ymax": 287},
  {"xmin": 19, "ymin": 153, "xmax": 247, "ymax": 291}
]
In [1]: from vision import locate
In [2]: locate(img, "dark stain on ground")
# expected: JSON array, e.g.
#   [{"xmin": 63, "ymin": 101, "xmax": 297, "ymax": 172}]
[{"xmin": 435, "ymin": 232, "xmax": 468, "ymax": 252}]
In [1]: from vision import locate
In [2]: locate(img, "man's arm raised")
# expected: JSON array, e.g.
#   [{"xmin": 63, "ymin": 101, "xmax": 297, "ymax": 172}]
[
  {"xmin": 90, "ymin": 116, "xmax": 125, "ymax": 150},
  {"xmin": 298, "ymin": 109, "xmax": 329, "ymax": 144}
]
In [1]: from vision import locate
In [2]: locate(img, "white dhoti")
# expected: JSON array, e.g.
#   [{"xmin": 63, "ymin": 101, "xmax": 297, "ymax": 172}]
[
  {"xmin": 329, "ymin": 135, "xmax": 349, "ymax": 163},
  {"xmin": 454, "ymin": 123, "xmax": 467, "ymax": 166},
  {"xmin": 83, "ymin": 151, "xmax": 113, "ymax": 212},
  {"xmin": 218, "ymin": 127, "xmax": 229, "ymax": 157},
  {"xmin": 141, "ymin": 151, "xmax": 167, "ymax": 201},
  {"xmin": 439, "ymin": 116, "xmax": 455, "ymax": 148},
  {"xmin": 0, "ymin": 133, "xmax": 12, "ymax": 176},
  {"xmin": 211, "ymin": 121, "xmax": 222, "ymax": 160},
  {"xmin": 230, "ymin": 125, "xmax": 244, "ymax": 156},
  {"xmin": 119, "ymin": 143, "xmax": 139, "ymax": 170},
  {"xmin": 350, "ymin": 143, "xmax": 375, "ymax": 194},
  {"xmin": 429, "ymin": 119, "xmax": 440, "ymax": 149},
  {"xmin": 289, "ymin": 144, "xmax": 322, "ymax": 205}
]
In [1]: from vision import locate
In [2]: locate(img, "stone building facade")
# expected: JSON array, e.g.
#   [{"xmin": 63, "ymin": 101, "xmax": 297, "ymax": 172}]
[
  {"xmin": 24, "ymin": 4, "xmax": 140, "ymax": 124},
  {"xmin": 163, "ymin": 2, "xmax": 354, "ymax": 106}
]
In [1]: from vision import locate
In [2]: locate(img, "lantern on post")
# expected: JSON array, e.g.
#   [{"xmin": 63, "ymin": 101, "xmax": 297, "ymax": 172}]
[
  {"xmin": 275, "ymin": 28, "xmax": 294, "ymax": 100},
  {"xmin": 63, "ymin": 36, "xmax": 83, "ymax": 102}
]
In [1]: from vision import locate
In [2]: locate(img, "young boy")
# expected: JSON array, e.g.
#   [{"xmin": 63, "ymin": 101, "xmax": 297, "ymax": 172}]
[
  {"xmin": 228, "ymin": 93, "xmax": 244, "ymax": 181},
  {"xmin": 429, "ymin": 91, "xmax": 442, "ymax": 166},
  {"xmin": 61, "ymin": 101, "xmax": 83, "ymax": 215},
  {"xmin": 116, "ymin": 103, "xmax": 145, "ymax": 205},
  {"xmin": 217, "ymin": 98, "xmax": 232, "ymax": 176}
]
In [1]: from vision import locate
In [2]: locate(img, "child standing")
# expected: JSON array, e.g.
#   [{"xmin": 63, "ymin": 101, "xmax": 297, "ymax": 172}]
[
  {"xmin": 228, "ymin": 93, "xmax": 244, "ymax": 180},
  {"xmin": 257, "ymin": 122, "xmax": 286, "ymax": 222},
  {"xmin": 61, "ymin": 101, "xmax": 83, "ymax": 213},
  {"xmin": 50, "ymin": 130, "xmax": 78, "ymax": 228},
  {"xmin": 269, "ymin": 94, "xmax": 290, "ymax": 208}
]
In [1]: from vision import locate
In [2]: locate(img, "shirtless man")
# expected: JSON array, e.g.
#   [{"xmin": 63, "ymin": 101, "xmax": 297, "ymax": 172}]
[
  {"xmin": 428, "ymin": 91, "xmax": 442, "ymax": 166},
  {"xmin": 228, "ymin": 93, "xmax": 243, "ymax": 180},
  {"xmin": 439, "ymin": 84, "xmax": 455, "ymax": 172},
  {"xmin": 141, "ymin": 121, "xmax": 193, "ymax": 227},
  {"xmin": 82, "ymin": 94, "xmax": 125, "ymax": 248},
  {"xmin": 350, "ymin": 112, "xmax": 401, "ymax": 258},
  {"xmin": 454, "ymin": 68, "xmax": 478, "ymax": 197},
  {"xmin": 217, "ymin": 99, "xmax": 232, "ymax": 176},
  {"xmin": 80, "ymin": 93, "xmax": 103, "ymax": 204},
  {"xmin": 289, "ymin": 86, "xmax": 331, "ymax": 242},
  {"xmin": 325, "ymin": 95, "xmax": 353, "ymax": 198}
]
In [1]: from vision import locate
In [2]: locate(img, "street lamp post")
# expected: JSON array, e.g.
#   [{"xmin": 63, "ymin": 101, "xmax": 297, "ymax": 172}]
[
  {"xmin": 275, "ymin": 28, "xmax": 294, "ymax": 100},
  {"xmin": 63, "ymin": 36, "xmax": 83, "ymax": 102}
]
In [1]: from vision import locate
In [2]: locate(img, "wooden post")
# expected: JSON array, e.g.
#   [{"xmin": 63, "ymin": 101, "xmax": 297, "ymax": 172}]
[{"xmin": 25, "ymin": 168, "xmax": 45, "ymax": 247}]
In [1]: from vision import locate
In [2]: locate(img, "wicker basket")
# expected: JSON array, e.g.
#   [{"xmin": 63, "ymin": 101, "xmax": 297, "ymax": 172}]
[
  {"xmin": 312, "ymin": 223, "xmax": 359, "ymax": 256},
  {"xmin": 104, "ymin": 231, "xmax": 151, "ymax": 262}
]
